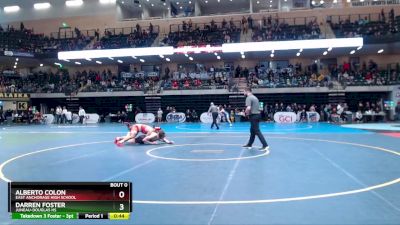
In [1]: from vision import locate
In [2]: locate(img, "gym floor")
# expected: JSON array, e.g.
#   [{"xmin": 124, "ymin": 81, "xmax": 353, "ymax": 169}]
[{"xmin": 0, "ymin": 122, "xmax": 399, "ymax": 225}]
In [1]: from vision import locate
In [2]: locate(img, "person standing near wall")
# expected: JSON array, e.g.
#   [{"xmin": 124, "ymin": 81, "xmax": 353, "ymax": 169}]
[
  {"xmin": 78, "ymin": 106, "xmax": 86, "ymax": 124},
  {"xmin": 242, "ymin": 87, "xmax": 269, "ymax": 152}
]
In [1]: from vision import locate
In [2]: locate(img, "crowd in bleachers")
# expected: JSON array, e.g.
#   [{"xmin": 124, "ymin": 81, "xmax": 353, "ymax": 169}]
[
  {"xmin": 330, "ymin": 8, "xmax": 399, "ymax": 38},
  {"xmin": 160, "ymin": 18, "xmax": 241, "ymax": 47},
  {"xmin": 0, "ymin": 23, "xmax": 44, "ymax": 53},
  {"xmin": 252, "ymin": 16, "xmax": 321, "ymax": 41}
]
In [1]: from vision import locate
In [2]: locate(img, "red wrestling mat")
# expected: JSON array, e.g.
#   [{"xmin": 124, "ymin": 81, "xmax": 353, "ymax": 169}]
[{"xmin": 381, "ymin": 132, "xmax": 400, "ymax": 138}]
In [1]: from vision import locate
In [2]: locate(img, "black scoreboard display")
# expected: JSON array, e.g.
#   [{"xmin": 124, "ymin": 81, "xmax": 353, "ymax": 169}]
[{"xmin": 8, "ymin": 182, "xmax": 132, "ymax": 220}]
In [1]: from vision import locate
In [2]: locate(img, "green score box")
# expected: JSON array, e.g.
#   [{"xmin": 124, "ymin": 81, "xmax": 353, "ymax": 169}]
[{"xmin": 12, "ymin": 212, "xmax": 77, "ymax": 220}]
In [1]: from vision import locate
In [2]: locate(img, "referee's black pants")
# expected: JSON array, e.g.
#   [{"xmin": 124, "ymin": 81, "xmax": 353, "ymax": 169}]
[
  {"xmin": 247, "ymin": 114, "xmax": 268, "ymax": 147},
  {"xmin": 211, "ymin": 112, "xmax": 219, "ymax": 129}
]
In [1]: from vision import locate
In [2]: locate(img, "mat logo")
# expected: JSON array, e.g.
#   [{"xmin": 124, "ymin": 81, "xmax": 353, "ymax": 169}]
[
  {"xmin": 135, "ymin": 113, "xmax": 156, "ymax": 124},
  {"xmin": 274, "ymin": 112, "xmax": 297, "ymax": 123},
  {"xmin": 166, "ymin": 112, "xmax": 186, "ymax": 123}
]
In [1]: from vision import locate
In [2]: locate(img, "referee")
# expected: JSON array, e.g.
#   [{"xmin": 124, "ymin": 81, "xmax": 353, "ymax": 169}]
[
  {"xmin": 208, "ymin": 102, "xmax": 219, "ymax": 129},
  {"xmin": 243, "ymin": 87, "xmax": 269, "ymax": 151}
]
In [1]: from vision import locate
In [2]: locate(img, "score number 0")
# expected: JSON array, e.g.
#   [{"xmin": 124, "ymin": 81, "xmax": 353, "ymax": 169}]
[{"xmin": 119, "ymin": 191, "xmax": 125, "ymax": 211}]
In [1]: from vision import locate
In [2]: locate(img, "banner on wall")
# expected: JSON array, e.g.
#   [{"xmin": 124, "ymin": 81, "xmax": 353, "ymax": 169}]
[
  {"xmin": 273, "ymin": 112, "xmax": 297, "ymax": 123},
  {"xmin": 166, "ymin": 112, "xmax": 186, "ymax": 123},
  {"xmin": 85, "ymin": 114, "xmax": 100, "ymax": 124},
  {"xmin": 200, "ymin": 112, "xmax": 221, "ymax": 123},
  {"xmin": 296, "ymin": 112, "xmax": 321, "ymax": 122},
  {"xmin": 135, "ymin": 113, "xmax": 156, "ymax": 124},
  {"xmin": 43, "ymin": 114, "xmax": 54, "ymax": 124}
]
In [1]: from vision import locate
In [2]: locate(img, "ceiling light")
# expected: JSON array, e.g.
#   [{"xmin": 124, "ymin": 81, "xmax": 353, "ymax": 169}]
[
  {"xmin": 257, "ymin": 1, "xmax": 260, "ymax": 3},
  {"xmin": 323, "ymin": 51, "xmax": 328, "ymax": 55},
  {"xmin": 15, "ymin": 62, "xmax": 18, "ymax": 65},
  {"xmin": 270, "ymin": 0, "xmax": 272, "ymax": 2},
  {"xmin": 311, "ymin": 0, "xmax": 316, "ymax": 5},
  {"xmin": 66, "ymin": 0, "xmax": 83, "ymax": 7},
  {"xmin": 163, "ymin": 2, "xmax": 166, "ymax": 5},
  {"xmin": 13, "ymin": 66, "xmax": 17, "ymax": 69},
  {"xmin": 139, "ymin": 4, "xmax": 142, "ymax": 7},
  {"xmin": 62, "ymin": 59, "xmax": 70, "ymax": 62},
  {"xmin": 184, "ymin": 53, "xmax": 189, "ymax": 57},
  {"xmin": 189, "ymin": 1, "xmax": 192, "ymax": 3},
  {"xmin": 296, "ymin": 52, "xmax": 301, "ymax": 56},
  {"xmin": 270, "ymin": 53, "xmax": 274, "ymax": 58},
  {"xmin": 117, "ymin": 60, "xmax": 123, "ymax": 63},
  {"xmin": 377, "ymin": 49, "xmax": 384, "ymax": 53},
  {"xmin": 269, "ymin": 4, "xmax": 272, "ymax": 7},
  {"xmin": 327, "ymin": 47, "xmax": 332, "ymax": 51},
  {"xmin": 180, "ymin": 6, "xmax": 182, "ymax": 9},
  {"xmin": 176, "ymin": 1, "xmax": 179, "ymax": 4},
  {"xmin": 152, "ymin": 3, "xmax": 154, "ymax": 6},
  {"xmin": 218, "ymin": 0, "xmax": 220, "ymax": 2},
  {"xmin": 166, "ymin": 58, "xmax": 171, "ymax": 62},
  {"xmin": 75, "ymin": 62, "xmax": 81, "ymax": 65},
  {"xmin": 86, "ymin": 58, "xmax": 92, "ymax": 61},
  {"xmin": 54, "ymin": 63, "xmax": 62, "ymax": 66},
  {"xmin": 159, "ymin": 55, "xmax": 164, "ymax": 58},
  {"xmin": 217, "ymin": 56, "xmax": 221, "ymax": 60},
  {"xmin": 140, "ymin": 59, "xmax": 145, "ymax": 62},
  {"xmin": 350, "ymin": 50, "xmax": 355, "ymax": 54},
  {"xmin": 108, "ymin": 57, "xmax": 114, "ymax": 60},
  {"xmin": 241, "ymin": 55, "xmax": 245, "ymax": 59},
  {"xmin": 205, "ymin": 0, "xmax": 208, "ymax": 3},
  {"xmin": 132, "ymin": 56, "xmax": 137, "ymax": 59},
  {"xmin": 271, "ymin": 50, "xmax": 275, "ymax": 53},
  {"xmin": 347, "ymin": 0, "xmax": 350, "ymax": 2},
  {"xmin": 214, "ymin": 53, "xmax": 218, "ymax": 56},
  {"xmin": 34, "ymin": 3, "xmax": 51, "ymax": 10},
  {"xmin": 40, "ymin": 64, "xmax": 44, "ymax": 67},
  {"xmin": 4, "ymin": 6, "xmax": 20, "ymax": 13},
  {"xmin": 99, "ymin": 0, "xmax": 116, "ymax": 4},
  {"xmin": 320, "ymin": 0, "xmax": 324, "ymax": 4},
  {"xmin": 357, "ymin": 46, "xmax": 362, "ymax": 50},
  {"xmin": 333, "ymin": 0, "xmax": 337, "ymax": 2},
  {"xmin": 189, "ymin": 57, "xmax": 193, "ymax": 61},
  {"xmin": 299, "ymin": 48, "xmax": 303, "ymax": 52},
  {"xmin": 96, "ymin": 61, "xmax": 102, "ymax": 64},
  {"xmin": 16, "ymin": 58, "xmax": 19, "ymax": 61}
]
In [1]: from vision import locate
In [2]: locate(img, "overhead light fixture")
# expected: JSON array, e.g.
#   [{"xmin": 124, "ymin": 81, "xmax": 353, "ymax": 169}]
[
  {"xmin": 66, "ymin": 0, "xmax": 83, "ymax": 7},
  {"xmin": 205, "ymin": 0, "xmax": 208, "ymax": 3},
  {"xmin": 15, "ymin": 62, "xmax": 18, "ymax": 65},
  {"xmin": 270, "ymin": 53, "xmax": 274, "ymax": 58},
  {"xmin": 140, "ymin": 59, "xmax": 145, "ymax": 62},
  {"xmin": 184, "ymin": 53, "xmax": 189, "ymax": 57},
  {"xmin": 176, "ymin": 1, "xmax": 179, "ymax": 4},
  {"xmin": 333, "ymin": 0, "xmax": 337, "ymax": 2},
  {"xmin": 217, "ymin": 56, "xmax": 221, "ymax": 60},
  {"xmin": 180, "ymin": 6, "xmax": 182, "ymax": 9},
  {"xmin": 54, "ymin": 62, "xmax": 62, "ymax": 66},
  {"xmin": 85, "ymin": 58, "xmax": 92, "ymax": 61},
  {"xmin": 217, "ymin": 0, "xmax": 220, "ymax": 2},
  {"xmin": 357, "ymin": 46, "xmax": 362, "ymax": 50},
  {"xmin": 132, "ymin": 56, "xmax": 137, "ymax": 59},
  {"xmin": 327, "ymin": 47, "xmax": 332, "ymax": 51},
  {"xmin": 296, "ymin": 52, "xmax": 301, "ymax": 56},
  {"xmin": 189, "ymin": 57, "xmax": 193, "ymax": 61},
  {"xmin": 99, "ymin": 0, "xmax": 116, "ymax": 3},
  {"xmin": 311, "ymin": 0, "xmax": 316, "ymax": 5},
  {"xmin": 16, "ymin": 58, "xmax": 19, "ymax": 61},
  {"xmin": 139, "ymin": 4, "xmax": 142, "ymax": 7},
  {"xmin": 152, "ymin": 3, "xmax": 154, "ymax": 6},
  {"xmin": 241, "ymin": 55, "xmax": 245, "ymax": 59},
  {"xmin": 377, "ymin": 49, "xmax": 384, "ymax": 53},
  {"xmin": 189, "ymin": 1, "xmax": 192, "ymax": 3},
  {"xmin": 117, "ymin": 60, "xmax": 123, "ymax": 63},
  {"xmin": 34, "ymin": 2, "xmax": 51, "ymax": 10},
  {"xmin": 257, "ymin": 1, "xmax": 260, "ymax": 3},
  {"xmin": 40, "ymin": 64, "xmax": 44, "ymax": 67},
  {"xmin": 350, "ymin": 50, "xmax": 355, "ymax": 54},
  {"xmin": 159, "ymin": 55, "xmax": 164, "ymax": 58},
  {"xmin": 320, "ymin": 0, "xmax": 324, "ymax": 4},
  {"xmin": 299, "ymin": 48, "xmax": 303, "ymax": 52},
  {"xmin": 270, "ymin": 4, "xmax": 272, "ymax": 7},
  {"xmin": 4, "ymin": 5, "xmax": 20, "ymax": 13},
  {"xmin": 166, "ymin": 58, "xmax": 170, "ymax": 62},
  {"xmin": 163, "ymin": 2, "xmax": 166, "ymax": 5},
  {"xmin": 347, "ymin": 0, "xmax": 350, "ymax": 2},
  {"xmin": 214, "ymin": 53, "xmax": 218, "ymax": 56},
  {"xmin": 108, "ymin": 57, "xmax": 114, "ymax": 60},
  {"xmin": 323, "ymin": 51, "xmax": 328, "ymax": 55},
  {"xmin": 62, "ymin": 59, "xmax": 70, "ymax": 62},
  {"xmin": 96, "ymin": 61, "xmax": 102, "ymax": 64},
  {"xmin": 75, "ymin": 62, "xmax": 82, "ymax": 65},
  {"xmin": 13, "ymin": 66, "xmax": 17, "ymax": 69}
]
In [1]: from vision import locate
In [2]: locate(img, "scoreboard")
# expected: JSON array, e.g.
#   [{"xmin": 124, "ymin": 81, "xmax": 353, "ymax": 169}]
[{"xmin": 8, "ymin": 182, "xmax": 132, "ymax": 220}]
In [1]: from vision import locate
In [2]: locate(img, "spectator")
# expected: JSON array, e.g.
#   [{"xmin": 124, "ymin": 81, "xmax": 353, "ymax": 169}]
[
  {"xmin": 157, "ymin": 108, "xmax": 163, "ymax": 122},
  {"xmin": 61, "ymin": 106, "xmax": 68, "ymax": 124},
  {"xmin": 78, "ymin": 106, "xmax": 86, "ymax": 124}
]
